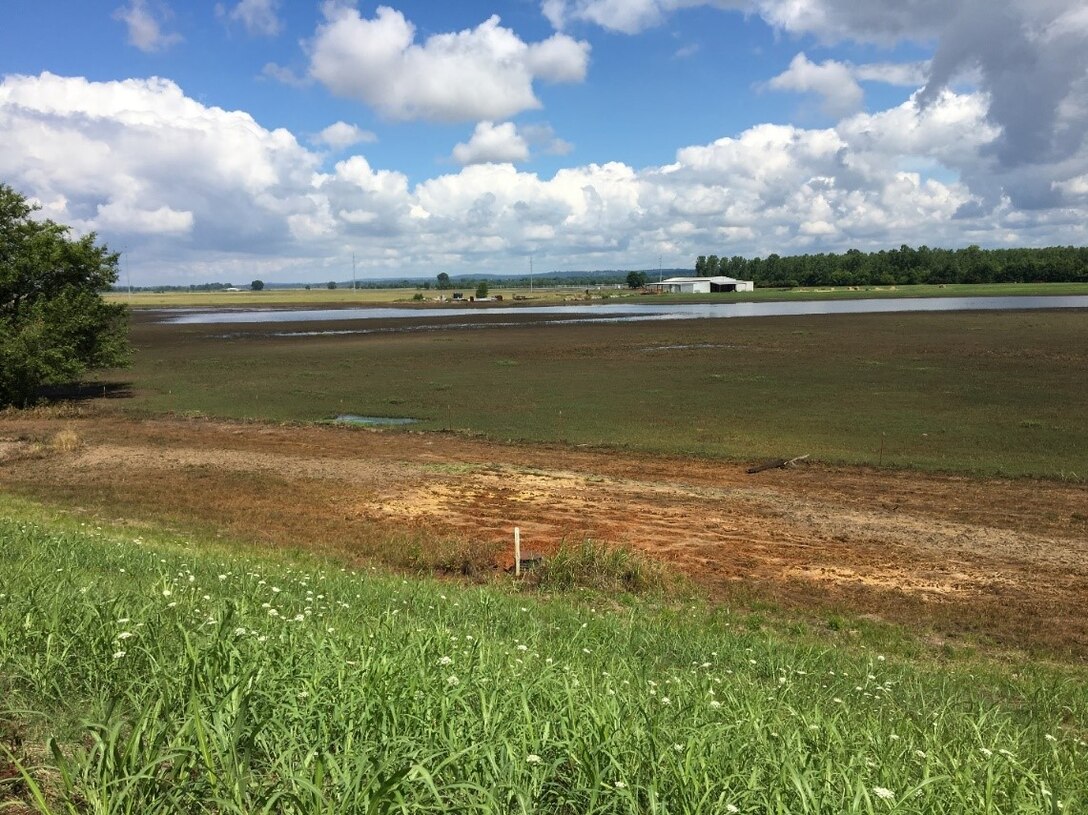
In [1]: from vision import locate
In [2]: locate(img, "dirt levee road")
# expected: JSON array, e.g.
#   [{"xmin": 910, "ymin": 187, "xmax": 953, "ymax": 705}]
[{"xmin": 3, "ymin": 414, "xmax": 1086, "ymax": 656}]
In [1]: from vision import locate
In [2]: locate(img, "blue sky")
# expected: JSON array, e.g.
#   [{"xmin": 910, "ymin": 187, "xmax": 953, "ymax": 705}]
[{"xmin": 2, "ymin": 1, "xmax": 1087, "ymax": 284}]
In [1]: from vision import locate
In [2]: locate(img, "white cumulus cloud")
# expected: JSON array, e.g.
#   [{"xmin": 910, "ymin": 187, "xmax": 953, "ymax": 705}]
[
  {"xmin": 305, "ymin": 5, "xmax": 590, "ymax": 123},
  {"xmin": 767, "ymin": 53, "xmax": 864, "ymax": 118},
  {"xmin": 766, "ymin": 54, "xmax": 932, "ymax": 119},
  {"xmin": 550, "ymin": 0, "xmax": 1088, "ymax": 210},
  {"xmin": 315, "ymin": 122, "xmax": 377, "ymax": 149},
  {"xmin": 0, "ymin": 72, "xmax": 319, "ymax": 258},
  {"xmin": 452, "ymin": 122, "xmax": 531, "ymax": 166},
  {"xmin": 3, "ymin": 72, "xmax": 1087, "ymax": 284}
]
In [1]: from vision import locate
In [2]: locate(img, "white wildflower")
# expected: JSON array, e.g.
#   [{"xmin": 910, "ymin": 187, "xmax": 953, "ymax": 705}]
[
  {"xmin": 112, "ymin": 650, "xmax": 126, "ymax": 659},
  {"xmin": 872, "ymin": 787, "xmax": 895, "ymax": 801},
  {"xmin": 447, "ymin": 675, "xmax": 460, "ymax": 686},
  {"xmin": 526, "ymin": 754, "xmax": 542, "ymax": 765}
]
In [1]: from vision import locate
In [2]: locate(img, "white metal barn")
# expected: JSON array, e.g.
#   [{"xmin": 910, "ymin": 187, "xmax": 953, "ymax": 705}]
[{"xmin": 651, "ymin": 276, "xmax": 755, "ymax": 293}]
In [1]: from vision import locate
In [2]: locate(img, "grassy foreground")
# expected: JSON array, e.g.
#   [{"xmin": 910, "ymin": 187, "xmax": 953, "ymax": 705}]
[{"xmin": 2, "ymin": 497, "xmax": 1086, "ymax": 813}]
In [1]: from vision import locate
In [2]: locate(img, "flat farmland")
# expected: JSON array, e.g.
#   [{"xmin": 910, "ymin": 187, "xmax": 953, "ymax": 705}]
[
  {"xmin": 2, "ymin": 306, "xmax": 1087, "ymax": 656},
  {"xmin": 114, "ymin": 308, "xmax": 1088, "ymax": 478}
]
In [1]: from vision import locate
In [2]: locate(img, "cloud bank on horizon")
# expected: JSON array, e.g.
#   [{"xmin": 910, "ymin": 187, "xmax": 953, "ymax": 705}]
[{"xmin": 2, "ymin": 0, "xmax": 1087, "ymax": 284}]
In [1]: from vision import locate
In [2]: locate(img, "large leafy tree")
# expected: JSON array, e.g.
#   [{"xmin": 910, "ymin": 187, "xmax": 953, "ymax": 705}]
[{"xmin": 0, "ymin": 184, "xmax": 130, "ymax": 406}]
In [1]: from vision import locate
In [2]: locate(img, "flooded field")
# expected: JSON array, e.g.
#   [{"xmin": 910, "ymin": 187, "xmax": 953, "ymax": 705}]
[{"xmin": 161, "ymin": 294, "xmax": 1088, "ymax": 327}]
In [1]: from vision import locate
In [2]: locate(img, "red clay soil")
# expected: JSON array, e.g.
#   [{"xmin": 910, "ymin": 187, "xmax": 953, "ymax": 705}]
[{"xmin": 2, "ymin": 412, "xmax": 1087, "ymax": 657}]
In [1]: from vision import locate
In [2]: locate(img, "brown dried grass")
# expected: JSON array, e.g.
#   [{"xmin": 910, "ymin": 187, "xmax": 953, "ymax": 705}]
[{"xmin": 48, "ymin": 429, "xmax": 83, "ymax": 453}]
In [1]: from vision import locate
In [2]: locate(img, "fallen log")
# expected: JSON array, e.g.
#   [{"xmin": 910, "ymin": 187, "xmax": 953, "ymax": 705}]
[{"xmin": 746, "ymin": 454, "xmax": 809, "ymax": 474}]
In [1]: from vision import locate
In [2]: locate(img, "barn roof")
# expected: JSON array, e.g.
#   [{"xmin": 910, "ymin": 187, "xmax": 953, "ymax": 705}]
[{"xmin": 655, "ymin": 276, "xmax": 745, "ymax": 284}]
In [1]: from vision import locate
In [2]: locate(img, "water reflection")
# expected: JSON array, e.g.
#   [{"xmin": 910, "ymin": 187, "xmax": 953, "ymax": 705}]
[
  {"xmin": 163, "ymin": 295, "xmax": 1088, "ymax": 327},
  {"xmin": 333, "ymin": 414, "xmax": 419, "ymax": 426}
]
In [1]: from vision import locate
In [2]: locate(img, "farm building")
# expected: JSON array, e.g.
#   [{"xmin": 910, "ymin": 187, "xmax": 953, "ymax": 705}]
[{"xmin": 649, "ymin": 276, "xmax": 754, "ymax": 294}]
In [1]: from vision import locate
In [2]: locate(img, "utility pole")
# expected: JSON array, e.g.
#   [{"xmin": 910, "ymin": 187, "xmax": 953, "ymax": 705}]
[
  {"xmin": 658, "ymin": 256, "xmax": 663, "ymax": 283},
  {"xmin": 352, "ymin": 252, "xmax": 357, "ymax": 291},
  {"xmin": 122, "ymin": 246, "xmax": 131, "ymax": 301},
  {"xmin": 529, "ymin": 254, "xmax": 533, "ymax": 294}
]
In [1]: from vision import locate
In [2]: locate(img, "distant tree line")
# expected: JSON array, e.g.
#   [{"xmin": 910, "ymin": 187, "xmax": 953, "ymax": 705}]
[
  {"xmin": 695, "ymin": 245, "xmax": 1088, "ymax": 288},
  {"xmin": 114, "ymin": 282, "xmax": 238, "ymax": 292}
]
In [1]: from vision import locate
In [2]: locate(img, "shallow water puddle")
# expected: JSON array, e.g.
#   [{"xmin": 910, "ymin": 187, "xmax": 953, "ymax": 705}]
[{"xmin": 333, "ymin": 414, "xmax": 419, "ymax": 426}]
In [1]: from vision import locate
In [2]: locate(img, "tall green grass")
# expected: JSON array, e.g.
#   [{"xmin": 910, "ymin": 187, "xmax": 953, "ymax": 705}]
[{"xmin": 2, "ymin": 507, "xmax": 1086, "ymax": 813}]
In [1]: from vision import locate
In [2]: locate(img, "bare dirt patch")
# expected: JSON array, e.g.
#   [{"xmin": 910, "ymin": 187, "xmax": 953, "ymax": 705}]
[{"xmin": 2, "ymin": 412, "xmax": 1086, "ymax": 656}]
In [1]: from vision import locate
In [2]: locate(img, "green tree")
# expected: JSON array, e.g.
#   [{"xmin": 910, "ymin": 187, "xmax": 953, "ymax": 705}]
[
  {"xmin": 436, "ymin": 272, "xmax": 452, "ymax": 290},
  {"xmin": 626, "ymin": 270, "xmax": 648, "ymax": 288},
  {"xmin": 0, "ymin": 184, "xmax": 129, "ymax": 406},
  {"xmin": 327, "ymin": 281, "xmax": 337, "ymax": 290},
  {"xmin": 475, "ymin": 280, "xmax": 489, "ymax": 298},
  {"xmin": 250, "ymin": 279, "xmax": 264, "ymax": 291}
]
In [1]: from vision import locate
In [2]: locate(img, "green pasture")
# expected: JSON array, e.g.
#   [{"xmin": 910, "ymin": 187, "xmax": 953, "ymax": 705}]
[
  {"xmin": 2, "ymin": 496, "xmax": 1085, "ymax": 813},
  {"xmin": 110, "ymin": 309, "xmax": 1088, "ymax": 480}
]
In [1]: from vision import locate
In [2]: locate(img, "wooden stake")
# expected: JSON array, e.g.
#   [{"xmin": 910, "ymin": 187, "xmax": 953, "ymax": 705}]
[{"xmin": 514, "ymin": 527, "xmax": 521, "ymax": 577}]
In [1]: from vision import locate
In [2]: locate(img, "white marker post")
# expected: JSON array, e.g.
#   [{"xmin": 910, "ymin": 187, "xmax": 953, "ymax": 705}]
[{"xmin": 514, "ymin": 527, "xmax": 521, "ymax": 577}]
